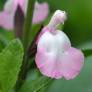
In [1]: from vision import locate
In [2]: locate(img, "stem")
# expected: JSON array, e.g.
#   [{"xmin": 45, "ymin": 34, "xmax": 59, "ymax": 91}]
[
  {"xmin": 15, "ymin": 0, "xmax": 35, "ymax": 91},
  {"xmin": 23, "ymin": 0, "xmax": 35, "ymax": 52},
  {"xmin": 27, "ymin": 25, "xmax": 43, "ymax": 57}
]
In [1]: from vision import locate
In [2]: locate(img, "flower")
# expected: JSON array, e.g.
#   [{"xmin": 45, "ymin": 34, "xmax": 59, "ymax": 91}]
[
  {"xmin": 0, "ymin": 0, "xmax": 49, "ymax": 30},
  {"xmin": 35, "ymin": 10, "xmax": 84, "ymax": 79}
]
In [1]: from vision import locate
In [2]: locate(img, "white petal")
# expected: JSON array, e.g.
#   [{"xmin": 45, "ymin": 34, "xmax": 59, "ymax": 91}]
[
  {"xmin": 4, "ymin": 0, "xmax": 14, "ymax": 13},
  {"xmin": 38, "ymin": 30, "xmax": 71, "ymax": 55}
]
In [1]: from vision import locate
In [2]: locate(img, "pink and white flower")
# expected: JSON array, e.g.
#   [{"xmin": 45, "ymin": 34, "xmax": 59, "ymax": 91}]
[
  {"xmin": 35, "ymin": 10, "xmax": 84, "ymax": 79},
  {"xmin": 0, "ymin": 0, "xmax": 49, "ymax": 30}
]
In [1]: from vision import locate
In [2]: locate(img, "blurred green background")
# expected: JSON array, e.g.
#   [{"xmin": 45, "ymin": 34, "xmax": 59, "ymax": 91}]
[{"xmin": 0, "ymin": 0, "xmax": 92, "ymax": 92}]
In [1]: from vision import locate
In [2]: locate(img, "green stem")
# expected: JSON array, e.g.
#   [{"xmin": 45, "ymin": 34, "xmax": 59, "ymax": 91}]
[
  {"xmin": 23, "ymin": 0, "xmax": 35, "ymax": 52},
  {"xmin": 15, "ymin": 0, "xmax": 35, "ymax": 91}
]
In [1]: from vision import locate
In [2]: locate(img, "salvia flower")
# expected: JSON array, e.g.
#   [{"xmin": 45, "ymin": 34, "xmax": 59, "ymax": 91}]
[
  {"xmin": 35, "ymin": 10, "xmax": 84, "ymax": 79},
  {"xmin": 0, "ymin": 0, "xmax": 49, "ymax": 30}
]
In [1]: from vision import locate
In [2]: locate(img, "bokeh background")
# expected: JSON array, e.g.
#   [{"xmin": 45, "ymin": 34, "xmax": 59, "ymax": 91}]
[{"xmin": 0, "ymin": 0, "xmax": 92, "ymax": 92}]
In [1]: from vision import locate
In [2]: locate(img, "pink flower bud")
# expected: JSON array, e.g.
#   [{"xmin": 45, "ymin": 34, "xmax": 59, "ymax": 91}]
[{"xmin": 0, "ymin": 0, "xmax": 49, "ymax": 30}]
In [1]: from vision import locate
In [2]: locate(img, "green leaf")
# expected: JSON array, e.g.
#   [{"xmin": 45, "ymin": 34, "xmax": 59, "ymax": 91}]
[
  {"xmin": 0, "ymin": 34, "xmax": 8, "ymax": 52},
  {"xmin": 0, "ymin": 28, "xmax": 14, "ymax": 41},
  {"xmin": 82, "ymin": 49, "xmax": 92, "ymax": 57},
  {"xmin": 0, "ymin": 39, "xmax": 24, "ymax": 92},
  {"xmin": 18, "ymin": 75, "xmax": 53, "ymax": 92}
]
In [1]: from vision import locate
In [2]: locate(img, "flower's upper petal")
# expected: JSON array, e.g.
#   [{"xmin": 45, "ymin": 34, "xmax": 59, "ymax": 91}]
[
  {"xmin": 48, "ymin": 10, "xmax": 67, "ymax": 29},
  {"xmin": 60, "ymin": 47, "xmax": 84, "ymax": 80},
  {"xmin": 36, "ymin": 10, "xmax": 67, "ymax": 43},
  {"xmin": 32, "ymin": 2, "xmax": 49, "ymax": 24},
  {"xmin": 0, "ymin": 11, "xmax": 14, "ymax": 30}
]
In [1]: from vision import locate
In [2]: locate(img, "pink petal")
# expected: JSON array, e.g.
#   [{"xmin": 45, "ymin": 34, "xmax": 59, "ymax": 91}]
[
  {"xmin": 32, "ymin": 2, "xmax": 49, "ymax": 24},
  {"xmin": 0, "ymin": 11, "xmax": 14, "ymax": 30},
  {"xmin": 35, "ymin": 47, "xmax": 63, "ymax": 79},
  {"xmin": 61, "ymin": 47, "xmax": 84, "ymax": 80},
  {"xmin": 36, "ymin": 27, "xmax": 49, "ymax": 44},
  {"xmin": 0, "ymin": 0, "xmax": 25, "ymax": 30},
  {"xmin": 13, "ymin": 0, "xmax": 26, "ymax": 12},
  {"xmin": 4, "ymin": 0, "xmax": 15, "ymax": 13},
  {"xmin": 35, "ymin": 47, "xmax": 84, "ymax": 79}
]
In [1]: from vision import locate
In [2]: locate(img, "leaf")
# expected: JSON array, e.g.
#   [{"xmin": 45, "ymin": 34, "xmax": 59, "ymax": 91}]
[
  {"xmin": 0, "ymin": 34, "xmax": 8, "ymax": 52},
  {"xmin": 18, "ymin": 75, "xmax": 53, "ymax": 92},
  {"xmin": 0, "ymin": 28, "xmax": 14, "ymax": 41},
  {"xmin": 82, "ymin": 49, "xmax": 92, "ymax": 57},
  {"xmin": 0, "ymin": 39, "xmax": 24, "ymax": 92}
]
